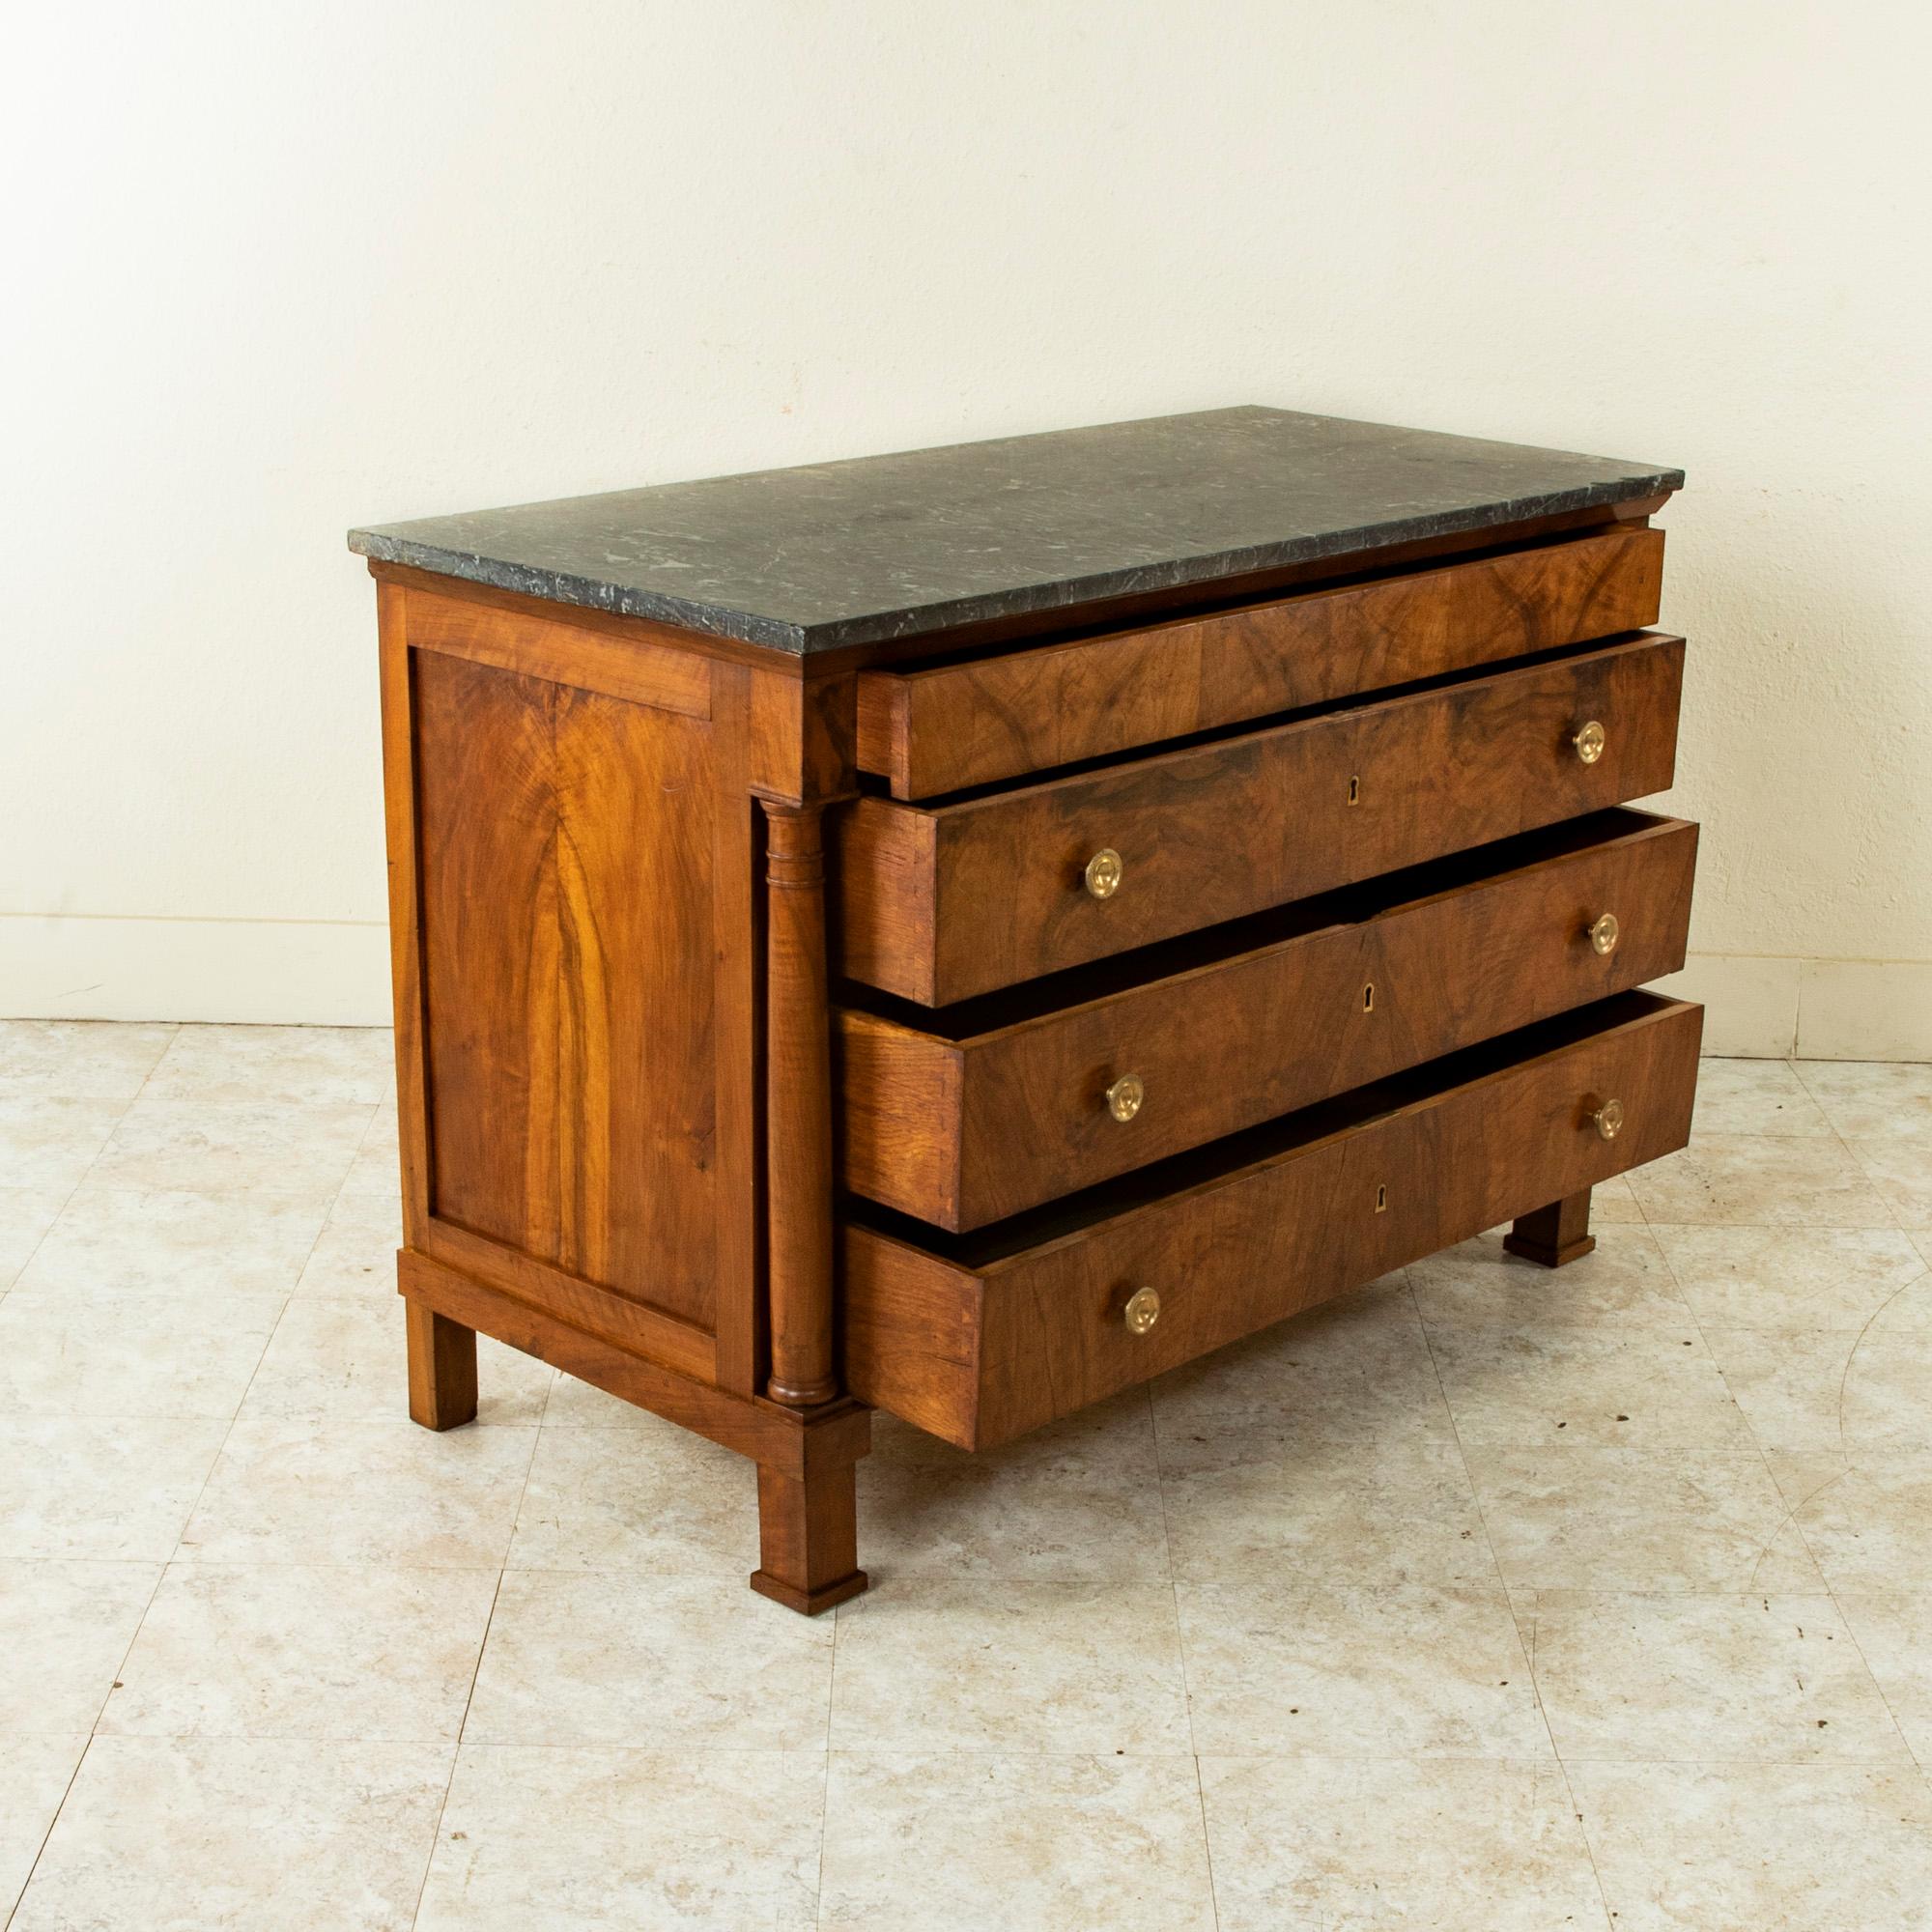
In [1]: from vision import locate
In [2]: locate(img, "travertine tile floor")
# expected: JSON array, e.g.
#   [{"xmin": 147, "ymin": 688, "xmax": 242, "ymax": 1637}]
[{"xmin": 2, "ymin": 1022, "xmax": 1930, "ymax": 1929}]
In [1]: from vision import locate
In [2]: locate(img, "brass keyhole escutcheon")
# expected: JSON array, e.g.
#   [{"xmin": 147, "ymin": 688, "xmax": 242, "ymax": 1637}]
[
  {"xmin": 1123, "ymin": 1287, "xmax": 1162, "ymax": 1336},
  {"xmin": 1589, "ymin": 912, "xmax": 1620, "ymax": 956},
  {"xmin": 1586, "ymin": 1095, "xmax": 1625, "ymax": 1142},
  {"xmin": 1105, "ymin": 1073, "xmax": 1146, "ymax": 1123},
  {"xmin": 1347, "ymin": 774, "xmax": 1361, "ymax": 807},
  {"xmin": 1362, "ymin": 981, "xmax": 1375, "ymax": 1012},
  {"xmin": 1572, "ymin": 720, "xmax": 1607, "ymax": 765},
  {"xmin": 1375, "ymin": 1182, "xmax": 1389, "ymax": 1213},
  {"xmin": 1084, "ymin": 848, "xmax": 1123, "ymax": 899}
]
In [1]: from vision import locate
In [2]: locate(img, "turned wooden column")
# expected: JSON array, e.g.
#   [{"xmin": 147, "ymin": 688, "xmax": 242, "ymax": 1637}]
[{"xmin": 761, "ymin": 802, "xmax": 838, "ymax": 1406}]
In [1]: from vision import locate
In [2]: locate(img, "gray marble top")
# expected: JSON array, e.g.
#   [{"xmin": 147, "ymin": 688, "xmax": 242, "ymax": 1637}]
[{"xmin": 348, "ymin": 407, "xmax": 1681, "ymax": 655}]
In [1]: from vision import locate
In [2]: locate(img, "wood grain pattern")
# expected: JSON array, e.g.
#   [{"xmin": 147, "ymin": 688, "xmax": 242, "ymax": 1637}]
[
  {"xmin": 836, "ymin": 632, "xmax": 1686, "ymax": 1005},
  {"xmin": 376, "ymin": 582, "xmax": 433, "ymax": 1240},
  {"xmin": 417, "ymin": 1216, "xmax": 716, "ymax": 1382},
  {"xmin": 369, "ymin": 558, "xmax": 797, "ymax": 676},
  {"xmin": 1504, "ymin": 1189, "xmax": 1597, "ymax": 1266},
  {"xmin": 398, "ymin": 1247, "xmax": 870, "ymax": 1478},
  {"xmin": 749, "ymin": 665, "xmax": 857, "ymax": 807},
  {"xmin": 843, "ymin": 993, "xmax": 1704, "ymax": 1448},
  {"xmin": 762, "ymin": 805, "xmax": 838, "ymax": 1406},
  {"xmin": 709, "ymin": 666, "xmax": 760, "ymax": 1393},
  {"xmin": 403, "ymin": 582, "xmax": 712, "ymax": 718},
  {"xmin": 412, "ymin": 645, "xmax": 721, "ymax": 1334},
  {"xmin": 404, "ymin": 1298, "xmax": 476, "ymax": 1431},
  {"xmin": 797, "ymin": 495, "xmax": 1672, "ymax": 678},
  {"xmin": 749, "ymin": 1463, "xmax": 868, "ymax": 1615},
  {"xmin": 370, "ymin": 480, "xmax": 1695, "ymax": 1612},
  {"xmin": 837, "ymin": 811, "xmax": 1698, "ymax": 1229},
  {"xmin": 857, "ymin": 526, "xmax": 1665, "ymax": 798}
]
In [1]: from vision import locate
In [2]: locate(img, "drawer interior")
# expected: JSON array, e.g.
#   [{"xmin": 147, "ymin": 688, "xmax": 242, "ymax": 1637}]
[
  {"xmin": 838, "ymin": 807, "xmax": 1682, "ymax": 1038},
  {"xmin": 886, "ymin": 629, "xmax": 1663, "ymax": 810},
  {"xmin": 845, "ymin": 989, "xmax": 1691, "ymax": 1268},
  {"xmin": 857, "ymin": 524, "xmax": 1665, "ymax": 799},
  {"xmin": 843, "ymin": 990, "xmax": 1702, "ymax": 1446},
  {"xmin": 835, "ymin": 630, "xmax": 1685, "ymax": 1005}
]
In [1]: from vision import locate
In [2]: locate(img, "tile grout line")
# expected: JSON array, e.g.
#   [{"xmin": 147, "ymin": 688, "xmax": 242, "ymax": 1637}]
[
  {"xmin": 12, "ymin": 1035, "xmax": 1928, "ymax": 1918},
  {"xmin": 1664, "ymin": 1059, "xmax": 1917, "ymax": 1599},
  {"xmin": 1643, "ymin": 1070, "xmax": 1925, "ymax": 1775},
  {"xmin": 0, "ymin": 1023, "xmax": 178, "ymax": 1293},
  {"xmin": 816, "ymin": 1555, "xmax": 841, "ymax": 1928},
  {"xmin": 1770, "ymin": 1058, "xmax": 1925, "ymax": 1771},
  {"xmin": 1147, "ymin": 1378, "xmax": 1222, "ymax": 1932},
  {"xmin": 407, "ymin": 1568, "xmax": 508, "ymax": 1932},
  {"xmin": 8, "ymin": 1026, "xmax": 267, "ymax": 1918},
  {"xmin": 4, "ymin": 1556, "xmax": 174, "ymax": 1926},
  {"xmin": 1793, "ymin": 1056, "xmax": 1918, "ymax": 1244},
  {"xmin": 215, "ymin": 1064, "xmax": 375, "ymax": 1438},
  {"xmin": 9, "ymin": 1032, "xmax": 386, "ymax": 1921},
  {"xmin": 1407, "ymin": 1265, "xmax": 1621, "ymax": 1932},
  {"xmin": 409, "ymin": 1388, "xmax": 544, "ymax": 1931}
]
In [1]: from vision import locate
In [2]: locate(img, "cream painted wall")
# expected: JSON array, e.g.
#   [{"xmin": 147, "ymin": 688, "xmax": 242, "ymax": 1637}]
[{"xmin": 4, "ymin": 1, "xmax": 1928, "ymax": 1051}]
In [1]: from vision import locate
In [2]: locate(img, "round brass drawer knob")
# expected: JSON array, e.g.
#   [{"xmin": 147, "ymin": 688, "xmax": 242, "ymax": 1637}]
[
  {"xmin": 1589, "ymin": 912, "xmax": 1621, "ymax": 956},
  {"xmin": 1084, "ymin": 848, "xmax": 1123, "ymax": 899},
  {"xmin": 1123, "ymin": 1287, "xmax": 1162, "ymax": 1336},
  {"xmin": 1588, "ymin": 1096, "xmax": 1626, "ymax": 1142},
  {"xmin": 1105, "ymin": 1073, "xmax": 1145, "ymax": 1123},
  {"xmin": 1573, "ymin": 720, "xmax": 1607, "ymax": 765}
]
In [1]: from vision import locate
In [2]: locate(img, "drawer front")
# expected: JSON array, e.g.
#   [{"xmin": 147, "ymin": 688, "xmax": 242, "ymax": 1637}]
[
  {"xmin": 836, "ymin": 632, "xmax": 1685, "ymax": 1005},
  {"xmin": 857, "ymin": 525, "xmax": 1664, "ymax": 799},
  {"xmin": 843, "ymin": 993, "xmax": 1703, "ymax": 1449},
  {"xmin": 837, "ymin": 811, "xmax": 1698, "ymax": 1230}
]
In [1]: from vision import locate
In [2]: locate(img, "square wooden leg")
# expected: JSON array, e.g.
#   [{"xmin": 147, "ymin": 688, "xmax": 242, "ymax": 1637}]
[
  {"xmin": 1503, "ymin": 1187, "xmax": 1597, "ymax": 1268},
  {"xmin": 750, "ymin": 1461, "xmax": 867, "ymax": 1615},
  {"xmin": 405, "ymin": 1294, "xmax": 478, "ymax": 1430}
]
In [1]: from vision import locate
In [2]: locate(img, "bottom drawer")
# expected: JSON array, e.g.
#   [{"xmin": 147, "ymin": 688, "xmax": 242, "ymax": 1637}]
[{"xmin": 843, "ymin": 991, "xmax": 1702, "ymax": 1448}]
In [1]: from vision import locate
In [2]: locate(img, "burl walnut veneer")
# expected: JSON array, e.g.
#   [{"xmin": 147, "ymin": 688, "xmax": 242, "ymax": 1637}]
[{"xmin": 350, "ymin": 406, "xmax": 1698, "ymax": 1612}]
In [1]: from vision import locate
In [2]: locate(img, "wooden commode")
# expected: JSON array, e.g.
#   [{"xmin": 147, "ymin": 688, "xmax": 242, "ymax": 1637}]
[{"xmin": 349, "ymin": 406, "xmax": 1700, "ymax": 1613}]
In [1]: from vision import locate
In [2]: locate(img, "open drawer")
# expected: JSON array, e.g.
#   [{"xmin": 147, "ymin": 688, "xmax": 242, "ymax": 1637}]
[
  {"xmin": 856, "ymin": 525, "xmax": 1665, "ymax": 798},
  {"xmin": 834, "ymin": 632, "xmax": 1686, "ymax": 1005},
  {"xmin": 836, "ymin": 810, "xmax": 1697, "ymax": 1230},
  {"xmin": 841, "ymin": 991, "xmax": 1703, "ymax": 1449}
]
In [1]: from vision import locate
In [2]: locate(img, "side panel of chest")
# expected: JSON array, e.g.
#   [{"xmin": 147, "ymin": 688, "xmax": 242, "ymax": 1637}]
[{"xmin": 382, "ymin": 582, "xmax": 757, "ymax": 1387}]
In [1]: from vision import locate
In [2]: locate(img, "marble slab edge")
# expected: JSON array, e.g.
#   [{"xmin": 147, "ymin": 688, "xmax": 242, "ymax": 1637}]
[
  {"xmin": 348, "ymin": 405, "xmax": 1683, "ymax": 657},
  {"xmin": 347, "ymin": 472, "xmax": 1677, "ymax": 657}
]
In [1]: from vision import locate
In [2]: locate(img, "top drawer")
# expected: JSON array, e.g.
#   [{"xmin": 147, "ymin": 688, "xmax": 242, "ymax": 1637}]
[
  {"xmin": 835, "ymin": 631, "xmax": 1685, "ymax": 1005},
  {"xmin": 856, "ymin": 525, "xmax": 1663, "ymax": 799}
]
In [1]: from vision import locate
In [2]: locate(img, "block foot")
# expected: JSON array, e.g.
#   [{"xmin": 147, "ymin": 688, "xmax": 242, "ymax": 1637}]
[
  {"xmin": 751, "ymin": 1459, "xmax": 867, "ymax": 1615},
  {"xmin": 405, "ymin": 1293, "xmax": 478, "ymax": 1430},
  {"xmin": 1502, "ymin": 1188, "xmax": 1597, "ymax": 1268}
]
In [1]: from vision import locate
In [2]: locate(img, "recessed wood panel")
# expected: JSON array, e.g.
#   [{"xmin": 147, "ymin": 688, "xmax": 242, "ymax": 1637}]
[{"xmin": 412, "ymin": 647, "xmax": 720, "ymax": 1332}]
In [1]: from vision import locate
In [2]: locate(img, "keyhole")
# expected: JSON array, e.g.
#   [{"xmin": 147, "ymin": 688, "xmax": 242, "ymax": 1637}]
[
  {"xmin": 1347, "ymin": 775, "xmax": 1361, "ymax": 807},
  {"xmin": 1375, "ymin": 1183, "xmax": 1388, "ymax": 1213},
  {"xmin": 1362, "ymin": 982, "xmax": 1375, "ymax": 1012}
]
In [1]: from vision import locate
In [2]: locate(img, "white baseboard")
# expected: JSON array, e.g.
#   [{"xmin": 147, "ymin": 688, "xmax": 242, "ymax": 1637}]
[
  {"xmin": 1651, "ymin": 953, "xmax": 1932, "ymax": 1061},
  {"xmin": 0, "ymin": 915, "xmax": 391, "ymax": 1026},
  {"xmin": 2, "ymin": 918, "xmax": 1927, "ymax": 1060}
]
